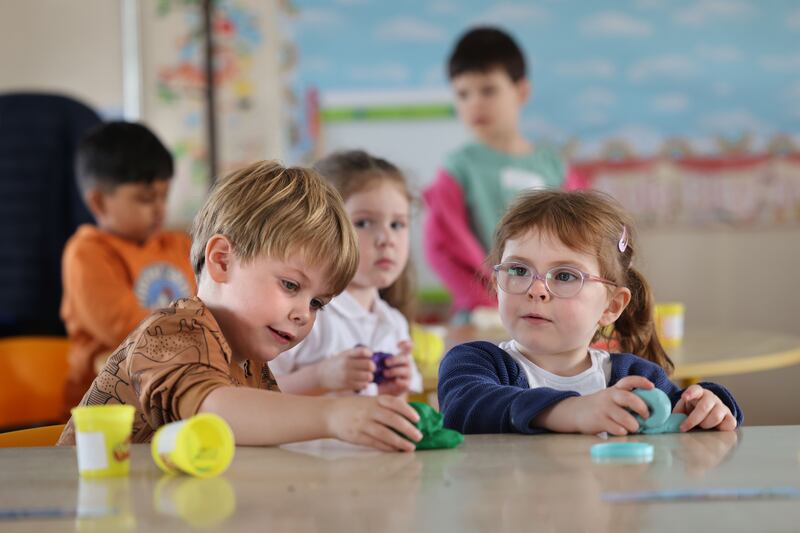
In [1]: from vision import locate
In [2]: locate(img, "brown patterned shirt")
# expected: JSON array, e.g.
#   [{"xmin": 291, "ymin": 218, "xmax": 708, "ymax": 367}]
[{"xmin": 57, "ymin": 297, "xmax": 280, "ymax": 445}]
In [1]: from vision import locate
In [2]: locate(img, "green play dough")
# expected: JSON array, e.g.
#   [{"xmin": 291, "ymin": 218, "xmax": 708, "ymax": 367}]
[
  {"xmin": 409, "ymin": 402, "xmax": 464, "ymax": 449},
  {"xmin": 632, "ymin": 388, "xmax": 686, "ymax": 434}
]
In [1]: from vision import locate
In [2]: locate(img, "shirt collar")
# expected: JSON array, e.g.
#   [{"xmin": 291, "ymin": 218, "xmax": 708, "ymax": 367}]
[{"xmin": 330, "ymin": 290, "xmax": 389, "ymax": 320}]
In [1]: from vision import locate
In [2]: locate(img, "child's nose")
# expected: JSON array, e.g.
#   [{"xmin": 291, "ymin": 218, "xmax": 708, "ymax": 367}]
[
  {"xmin": 290, "ymin": 304, "xmax": 310, "ymax": 325},
  {"xmin": 528, "ymin": 278, "xmax": 550, "ymax": 301},
  {"xmin": 375, "ymin": 226, "xmax": 393, "ymax": 247}
]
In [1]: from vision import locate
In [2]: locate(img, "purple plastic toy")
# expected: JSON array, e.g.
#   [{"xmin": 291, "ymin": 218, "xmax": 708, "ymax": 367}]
[{"xmin": 371, "ymin": 351, "xmax": 392, "ymax": 384}]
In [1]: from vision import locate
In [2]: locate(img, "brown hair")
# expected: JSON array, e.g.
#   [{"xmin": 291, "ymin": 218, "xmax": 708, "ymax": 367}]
[
  {"xmin": 314, "ymin": 150, "xmax": 416, "ymax": 321},
  {"xmin": 190, "ymin": 160, "xmax": 358, "ymax": 296},
  {"xmin": 489, "ymin": 189, "xmax": 672, "ymax": 373}
]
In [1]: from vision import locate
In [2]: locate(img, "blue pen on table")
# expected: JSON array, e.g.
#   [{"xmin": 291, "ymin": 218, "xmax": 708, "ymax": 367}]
[
  {"xmin": 0, "ymin": 506, "xmax": 116, "ymax": 521},
  {"xmin": 603, "ymin": 486, "xmax": 800, "ymax": 503}
]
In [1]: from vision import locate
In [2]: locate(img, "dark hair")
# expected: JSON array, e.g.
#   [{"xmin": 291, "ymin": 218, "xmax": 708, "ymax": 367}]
[
  {"xmin": 314, "ymin": 150, "xmax": 416, "ymax": 322},
  {"xmin": 76, "ymin": 121, "xmax": 173, "ymax": 193},
  {"xmin": 448, "ymin": 26, "xmax": 526, "ymax": 82},
  {"xmin": 489, "ymin": 190, "xmax": 673, "ymax": 373}
]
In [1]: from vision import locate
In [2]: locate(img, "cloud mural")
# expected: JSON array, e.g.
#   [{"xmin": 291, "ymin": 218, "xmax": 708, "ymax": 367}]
[{"xmin": 290, "ymin": 0, "xmax": 799, "ymax": 158}]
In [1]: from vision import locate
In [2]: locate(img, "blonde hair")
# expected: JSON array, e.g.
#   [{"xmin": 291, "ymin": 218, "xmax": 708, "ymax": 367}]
[
  {"xmin": 314, "ymin": 150, "xmax": 416, "ymax": 321},
  {"xmin": 489, "ymin": 189, "xmax": 673, "ymax": 373},
  {"xmin": 191, "ymin": 160, "xmax": 358, "ymax": 296}
]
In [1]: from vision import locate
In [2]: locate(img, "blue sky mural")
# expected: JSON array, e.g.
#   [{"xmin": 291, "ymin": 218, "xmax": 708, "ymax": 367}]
[{"xmin": 289, "ymin": 0, "xmax": 800, "ymax": 157}]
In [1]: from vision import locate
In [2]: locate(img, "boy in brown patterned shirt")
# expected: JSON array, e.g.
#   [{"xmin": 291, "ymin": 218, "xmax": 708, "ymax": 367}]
[{"xmin": 58, "ymin": 161, "xmax": 422, "ymax": 451}]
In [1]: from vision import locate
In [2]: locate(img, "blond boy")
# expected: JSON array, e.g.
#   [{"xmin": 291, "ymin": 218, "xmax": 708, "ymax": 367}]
[{"xmin": 58, "ymin": 161, "xmax": 421, "ymax": 451}]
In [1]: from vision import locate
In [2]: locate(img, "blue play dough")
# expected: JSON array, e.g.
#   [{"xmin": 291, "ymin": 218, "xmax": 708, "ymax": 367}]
[{"xmin": 633, "ymin": 388, "xmax": 687, "ymax": 434}]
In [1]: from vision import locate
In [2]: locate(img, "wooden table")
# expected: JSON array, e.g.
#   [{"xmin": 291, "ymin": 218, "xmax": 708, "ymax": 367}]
[
  {"xmin": 441, "ymin": 325, "xmax": 800, "ymax": 388},
  {"xmin": 2, "ymin": 427, "xmax": 799, "ymax": 532}
]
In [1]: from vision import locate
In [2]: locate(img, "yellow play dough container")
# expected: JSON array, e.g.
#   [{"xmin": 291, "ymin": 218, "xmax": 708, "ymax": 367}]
[
  {"xmin": 654, "ymin": 302, "xmax": 685, "ymax": 349},
  {"xmin": 71, "ymin": 405, "xmax": 135, "ymax": 478},
  {"xmin": 151, "ymin": 414, "xmax": 235, "ymax": 478}
]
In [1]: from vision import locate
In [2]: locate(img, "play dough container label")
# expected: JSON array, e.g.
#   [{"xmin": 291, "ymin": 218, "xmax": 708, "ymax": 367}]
[
  {"xmin": 151, "ymin": 414, "xmax": 235, "ymax": 478},
  {"xmin": 71, "ymin": 405, "xmax": 135, "ymax": 478}
]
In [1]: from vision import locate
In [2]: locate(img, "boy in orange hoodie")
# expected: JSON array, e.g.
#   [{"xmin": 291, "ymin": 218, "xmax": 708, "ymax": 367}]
[{"xmin": 61, "ymin": 122, "xmax": 196, "ymax": 413}]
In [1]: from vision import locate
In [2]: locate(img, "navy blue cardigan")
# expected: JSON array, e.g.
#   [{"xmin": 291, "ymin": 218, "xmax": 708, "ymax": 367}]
[{"xmin": 438, "ymin": 341, "xmax": 743, "ymax": 434}]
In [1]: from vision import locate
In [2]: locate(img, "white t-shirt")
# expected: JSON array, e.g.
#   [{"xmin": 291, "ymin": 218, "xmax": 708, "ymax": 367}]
[
  {"xmin": 498, "ymin": 340, "xmax": 612, "ymax": 396},
  {"xmin": 270, "ymin": 291, "xmax": 423, "ymax": 395}
]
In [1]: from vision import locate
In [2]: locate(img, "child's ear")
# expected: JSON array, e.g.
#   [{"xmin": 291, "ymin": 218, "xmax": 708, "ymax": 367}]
[
  {"xmin": 204, "ymin": 234, "xmax": 234, "ymax": 283},
  {"xmin": 598, "ymin": 287, "xmax": 631, "ymax": 327},
  {"xmin": 516, "ymin": 78, "xmax": 531, "ymax": 105},
  {"xmin": 84, "ymin": 189, "xmax": 107, "ymax": 219}
]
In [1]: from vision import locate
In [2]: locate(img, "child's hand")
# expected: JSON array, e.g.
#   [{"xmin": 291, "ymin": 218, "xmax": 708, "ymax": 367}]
[
  {"xmin": 325, "ymin": 394, "xmax": 422, "ymax": 452},
  {"xmin": 318, "ymin": 347, "xmax": 375, "ymax": 392},
  {"xmin": 378, "ymin": 341, "xmax": 414, "ymax": 396},
  {"xmin": 567, "ymin": 376, "xmax": 655, "ymax": 436},
  {"xmin": 673, "ymin": 385, "xmax": 737, "ymax": 432}
]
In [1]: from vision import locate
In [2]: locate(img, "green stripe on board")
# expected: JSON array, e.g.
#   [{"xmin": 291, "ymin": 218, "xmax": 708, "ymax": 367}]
[{"xmin": 322, "ymin": 104, "xmax": 455, "ymax": 122}]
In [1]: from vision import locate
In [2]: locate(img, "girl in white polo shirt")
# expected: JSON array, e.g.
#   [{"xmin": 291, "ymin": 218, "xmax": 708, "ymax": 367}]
[{"xmin": 271, "ymin": 150, "xmax": 423, "ymax": 397}]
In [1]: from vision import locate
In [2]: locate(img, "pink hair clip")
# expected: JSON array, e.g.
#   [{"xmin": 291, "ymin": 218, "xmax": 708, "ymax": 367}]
[{"xmin": 618, "ymin": 226, "xmax": 629, "ymax": 253}]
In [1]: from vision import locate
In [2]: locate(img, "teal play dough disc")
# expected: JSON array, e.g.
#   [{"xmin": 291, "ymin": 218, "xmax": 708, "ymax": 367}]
[
  {"xmin": 591, "ymin": 442, "xmax": 654, "ymax": 461},
  {"xmin": 633, "ymin": 388, "xmax": 671, "ymax": 429}
]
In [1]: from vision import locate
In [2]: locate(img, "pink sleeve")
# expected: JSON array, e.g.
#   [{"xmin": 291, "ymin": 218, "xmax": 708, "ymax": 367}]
[
  {"xmin": 423, "ymin": 169, "xmax": 496, "ymax": 311},
  {"xmin": 563, "ymin": 165, "xmax": 590, "ymax": 191}
]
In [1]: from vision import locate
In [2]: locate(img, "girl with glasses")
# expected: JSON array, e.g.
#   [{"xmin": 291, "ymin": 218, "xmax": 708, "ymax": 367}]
[{"xmin": 438, "ymin": 190, "xmax": 741, "ymax": 435}]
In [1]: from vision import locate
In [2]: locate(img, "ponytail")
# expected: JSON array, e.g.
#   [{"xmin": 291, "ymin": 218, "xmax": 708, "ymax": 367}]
[{"xmin": 613, "ymin": 267, "xmax": 673, "ymax": 373}]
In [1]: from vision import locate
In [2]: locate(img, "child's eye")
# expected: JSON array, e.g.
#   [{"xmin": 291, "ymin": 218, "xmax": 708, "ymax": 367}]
[
  {"xmin": 508, "ymin": 265, "xmax": 529, "ymax": 277},
  {"xmin": 310, "ymin": 298, "xmax": 327, "ymax": 311},
  {"xmin": 390, "ymin": 220, "xmax": 406, "ymax": 230},
  {"xmin": 281, "ymin": 279, "xmax": 299, "ymax": 292},
  {"xmin": 551, "ymin": 269, "xmax": 580, "ymax": 283},
  {"xmin": 353, "ymin": 219, "xmax": 371, "ymax": 229}
]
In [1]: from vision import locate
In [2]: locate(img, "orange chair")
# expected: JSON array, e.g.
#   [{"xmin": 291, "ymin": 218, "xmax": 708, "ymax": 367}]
[
  {"xmin": 0, "ymin": 424, "xmax": 65, "ymax": 448},
  {"xmin": 0, "ymin": 337, "xmax": 70, "ymax": 429}
]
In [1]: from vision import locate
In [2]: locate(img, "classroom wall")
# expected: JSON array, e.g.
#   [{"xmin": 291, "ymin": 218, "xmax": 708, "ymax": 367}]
[
  {"xmin": 639, "ymin": 228, "xmax": 800, "ymax": 425},
  {"xmin": 0, "ymin": 0, "xmax": 124, "ymax": 114}
]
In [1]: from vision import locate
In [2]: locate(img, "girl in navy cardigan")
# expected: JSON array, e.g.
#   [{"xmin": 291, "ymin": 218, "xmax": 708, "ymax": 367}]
[{"xmin": 438, "ymin": 190, "xmax": 741, "ymax": 435}]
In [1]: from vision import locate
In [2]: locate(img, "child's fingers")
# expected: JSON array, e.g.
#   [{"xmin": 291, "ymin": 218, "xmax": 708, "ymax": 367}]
[
  {"xmin": 364, "ymin": 422, "xmax": 416, "ymax": 452},
  {"xmin": 349, "ymin": 371, "xmax": 374, "ymax": 387},
  {"xmin": 681, "ymin": 384, "xmax": 704, "ymax": 404},
  {"xmin": 680, "ymin": 395, "xmax": 715, "ymax": 432},
  {"xmin": 396, "ymin": 340, "xmax": 412, "ymax": 354},
  {"xmin": 377, "ymin": 394, "xmax": 420, "ymax": 423},
  {"xmin": 383, "ymin": 354, "xmax": 410, "ymax": 368},
  {"xmin": 348, "ymin": 358, "xmax": 376, "ymax": 373},
  {"xmin": 383, "ymin": 364, "xmax": 411, "ymax": 379},
  {"xmin": 611, "ymin": 389, "xmax": 650, "ymax": 419},
  {"xmin": 672, "ymin": 398, "xmax": 687, "ymax": 415},
  {"xmin": 603, "ymin": 416, "xmax": 630, "ymax": 436},
  {"xmin": 699, "ymin": 404, "xmax": 730, "ymax": 430},
  {"xmin": 374, "ymin": 407, "xmax": 422, "ymax": 442},
  {"xmin": 717, "ymin": 412, "xmax": 738, "ymax": 431},
  {"xmin": 608, "ymin": 407, "xmax": 639, "ymax": 434},
  {"xmin": 613, "ymin": 376, "xmax": 655, "ymax": 391},
  {"xmin": 346, "ymin": 347, "xmax": 373, "ymax": 359},
  {"xmin": 357, "ymin": 433, "xmax": 397, "ymax": 453}
]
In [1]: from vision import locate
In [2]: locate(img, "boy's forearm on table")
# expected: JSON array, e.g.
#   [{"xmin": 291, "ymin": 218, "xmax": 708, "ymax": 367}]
[
  {"xmin": 274, "ymin": 363, "xmax": 327, "ymax": 396},
  {"xmin": 199, "ymin": 386, "xmax": 335, "ymax": 445}
]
